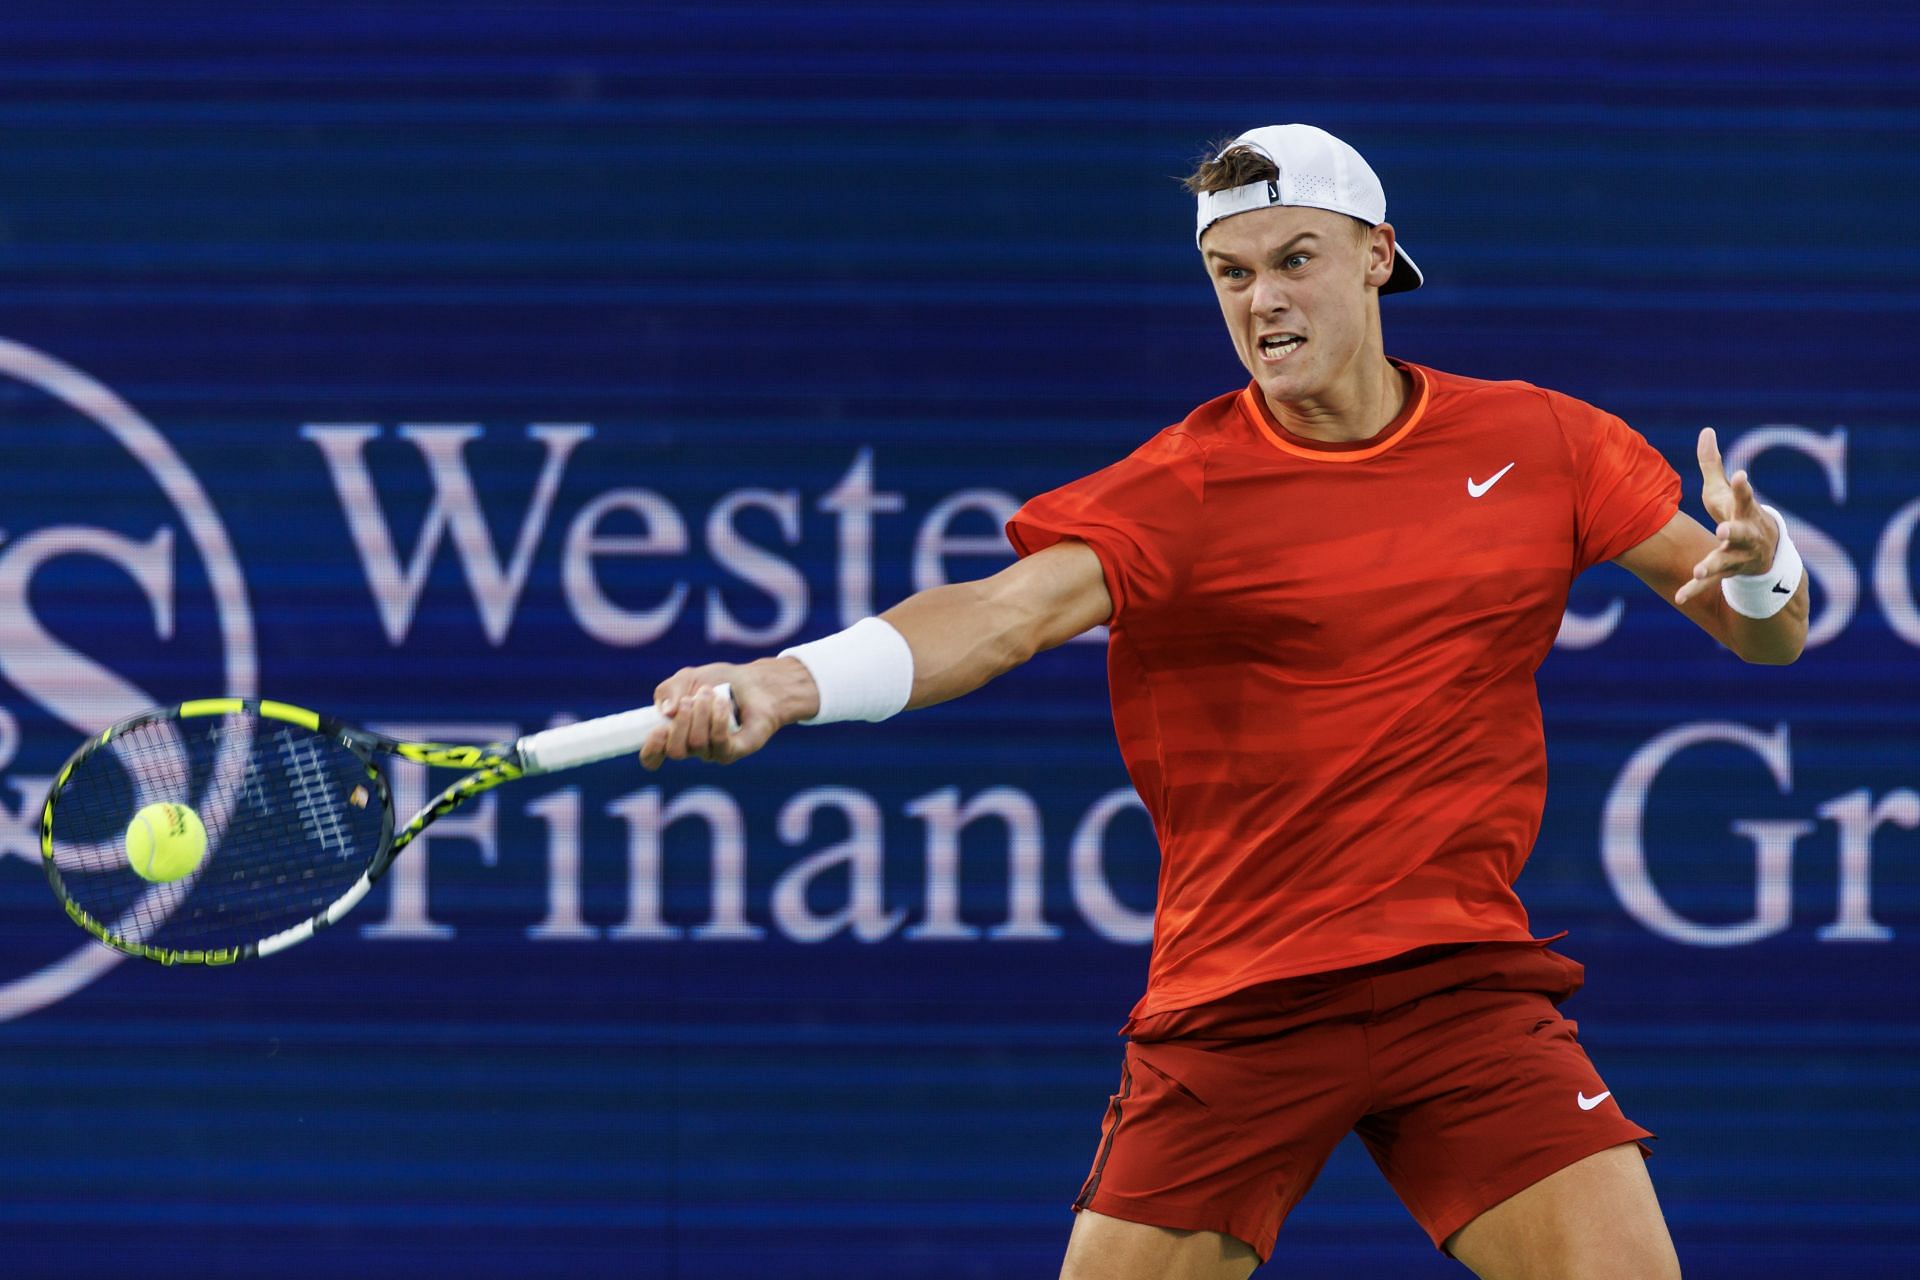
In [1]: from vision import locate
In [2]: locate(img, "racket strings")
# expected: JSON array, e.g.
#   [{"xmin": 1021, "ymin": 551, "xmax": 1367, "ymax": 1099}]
[{"xmin": 48, "ymin": 712, "xmax": 386, "ymax": 951}]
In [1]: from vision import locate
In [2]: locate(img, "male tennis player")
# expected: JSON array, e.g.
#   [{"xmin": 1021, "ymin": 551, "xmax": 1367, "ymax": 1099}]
[{"xmin": 640, "ymin": 124, "xmax": 1806, "ymax": 1279}]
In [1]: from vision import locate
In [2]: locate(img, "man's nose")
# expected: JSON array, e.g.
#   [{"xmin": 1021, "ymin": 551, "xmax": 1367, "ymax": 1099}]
[{"xmin": 1250, "ymin": 274, "xmax": 1290, "ymax": 315}]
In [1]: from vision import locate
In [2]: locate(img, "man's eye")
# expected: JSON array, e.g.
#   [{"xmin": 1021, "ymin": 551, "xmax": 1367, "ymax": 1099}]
[
  {"xmin": 1285, "ymin": 254, "xmax": 1310, "ymax": 270},
  {"xmin": 1222, "ymin": 267, "xmax": 1250, "ymax": 281}
]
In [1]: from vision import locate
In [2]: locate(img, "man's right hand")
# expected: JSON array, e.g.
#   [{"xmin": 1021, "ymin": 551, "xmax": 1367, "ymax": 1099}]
[{"xmin": 638, "ymin": 656, "xmax": 820, "ymax": 770}]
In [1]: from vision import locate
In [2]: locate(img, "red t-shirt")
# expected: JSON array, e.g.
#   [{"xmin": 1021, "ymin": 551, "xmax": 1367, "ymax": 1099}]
[{"xmin": 1006, "ymin": 361, "xmax": 1680, "ymax": 1019}]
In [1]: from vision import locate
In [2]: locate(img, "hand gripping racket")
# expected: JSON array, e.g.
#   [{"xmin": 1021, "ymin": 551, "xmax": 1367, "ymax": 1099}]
[{"xmin": 40, "ymin": 689, "xmax": 731, "ymax": 965}]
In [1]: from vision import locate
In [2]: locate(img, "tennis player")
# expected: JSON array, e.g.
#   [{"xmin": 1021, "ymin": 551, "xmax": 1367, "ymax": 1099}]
[{"xmin": 641, "ymin": 124, "xmax": 1807, "ymax": 1279}]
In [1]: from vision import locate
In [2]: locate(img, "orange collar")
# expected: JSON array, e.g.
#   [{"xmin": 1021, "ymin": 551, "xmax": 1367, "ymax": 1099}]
[{"xmin": 1239, "ymin": 362, "xmax": 1429, "ymax": 463}]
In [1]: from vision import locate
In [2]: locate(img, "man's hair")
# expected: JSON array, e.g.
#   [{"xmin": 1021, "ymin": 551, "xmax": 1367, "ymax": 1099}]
[
  {"xmin": 1182, "ymin": 141, "xmax": 1278, "ymax": 196},
  {"xmin": 1184, "ymin": 141, "xmax": 1374, "ymax": 244}
]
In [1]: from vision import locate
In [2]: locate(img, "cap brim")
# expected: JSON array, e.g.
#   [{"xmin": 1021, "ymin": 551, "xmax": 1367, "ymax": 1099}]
[{"xmin": 1381, "ymin": 244, "xmax": 1423, "ymax": 296}]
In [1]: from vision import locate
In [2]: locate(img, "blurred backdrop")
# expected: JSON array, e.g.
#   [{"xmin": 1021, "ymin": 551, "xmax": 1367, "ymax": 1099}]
[{"xmin": 0, "ymin": 3, "xmax": 1915, "ymax": 1276}]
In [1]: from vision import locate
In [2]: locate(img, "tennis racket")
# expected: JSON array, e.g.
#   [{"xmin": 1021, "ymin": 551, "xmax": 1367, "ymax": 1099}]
[{"xmin": 40, "ymin": 689, "xmax": 732, "ymax": 966}]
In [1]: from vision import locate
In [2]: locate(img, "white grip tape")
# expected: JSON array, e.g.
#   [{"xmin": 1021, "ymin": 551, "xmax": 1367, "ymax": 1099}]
[{"xmin": 517, "ymin": 684, "xmax": 735, "ymax": 774}]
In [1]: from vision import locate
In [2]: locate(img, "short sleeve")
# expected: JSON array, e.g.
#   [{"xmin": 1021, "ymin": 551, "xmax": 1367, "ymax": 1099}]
[
  {"xmin": 1552, "ymin": 395, "xmax": 1682, "ymax": 574},
  {"xmin": 1005, "ymin": 429, "xmax": 1205, "ymax": 623}
]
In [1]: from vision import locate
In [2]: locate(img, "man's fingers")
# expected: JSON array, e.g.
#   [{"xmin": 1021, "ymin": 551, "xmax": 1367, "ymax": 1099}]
[
  {"xmin": 652, "ymin": 681, "xmax": 745, "ymax": 764},
  {"xmin": 1693, "ymin": 547, "xmax": 1743, "ymax": 583},
  {"xmin": 684, "ymin": 688, "xmax": 711, "ymax": 755},
  {"xmin": 664, "ymin": 689, "xmax": 699, "ymax": 760},
  {"xmin": 1696, "ymin": 427, "xmax": 1725, "ymax": 482},
  {"xmin": 705, "ymin": 687, "xmax": 737, "ymax": 763},
  {"xmin": 1696, "ymin": 427, "xmax": 1762, "ymax": 526},
  {"xmin": 652, "ymin": 672, "xmax": 693, "ymax": 711},
  {"xmin": 1716, "ymin": 506, "xmax": 1775, "ymax": 563},
  {"xmin": 1676, "ymin": 555, "xmax": 1737, "ymax": 605},
  {"xmin": 638, "ymin": 694, "xmax": 711, "ymax": 769},
  {"xmin": 640, "ymin": 665, "xmax": 758, "ymax": 769},
  {"xmin": 686, "ymin": 686, "xmax": 750, "ymax": 764},
  {"xmin": 638, "ymin": 721, "xmax": 672, "ymax": 771},
  {"xmin": 1728, "ymin": 469, "xmax": 1757, "ymax": 513},
  {"xmin": 1678, "ymin": 524, "xmax": 1774, "ymax": 605}
]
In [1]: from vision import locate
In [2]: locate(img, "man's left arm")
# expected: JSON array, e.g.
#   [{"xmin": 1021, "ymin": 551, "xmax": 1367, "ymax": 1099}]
[{"xmin": 1612, "ymin": 427, "xmax": 1809, "ymax": 665}]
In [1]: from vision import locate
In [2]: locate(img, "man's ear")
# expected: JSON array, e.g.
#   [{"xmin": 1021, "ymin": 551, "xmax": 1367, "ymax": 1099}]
[{"xmin": 1366, "ymin": 223, "xmax": 1398, "ymax": 289}]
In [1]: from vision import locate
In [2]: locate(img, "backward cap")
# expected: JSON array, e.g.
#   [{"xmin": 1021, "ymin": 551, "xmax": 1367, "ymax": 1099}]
[{"xmin": 1194, "ymin": 124, "xmax": 1423, "ymax": 295}]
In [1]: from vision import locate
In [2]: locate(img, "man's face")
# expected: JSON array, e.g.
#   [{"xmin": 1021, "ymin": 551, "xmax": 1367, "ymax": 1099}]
[{"xmin": 1199, "ymin": 205, "xmax": 1395, "ymax": 406}]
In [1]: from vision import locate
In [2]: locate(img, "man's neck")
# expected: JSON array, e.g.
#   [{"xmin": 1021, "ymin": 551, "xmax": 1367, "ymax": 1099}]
[{"xmin": 1264, "ymin": 355, "xmax": 1408, "ymax": 444}]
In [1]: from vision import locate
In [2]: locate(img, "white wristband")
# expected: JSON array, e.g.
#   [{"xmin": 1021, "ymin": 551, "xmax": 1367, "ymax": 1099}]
[
  {"xmin": 1721, "ymin": 504, "xmax": 1804, "ymax": 620},
  {"xmin": 778, "ymin": 617, "xmax": 915, "ymax": 724}
]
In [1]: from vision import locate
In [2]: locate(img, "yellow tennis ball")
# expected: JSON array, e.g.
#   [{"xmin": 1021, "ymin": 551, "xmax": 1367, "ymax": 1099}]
[{"xmin": 124, "ymin": 802, "xmax": 207, "ymax": 883}]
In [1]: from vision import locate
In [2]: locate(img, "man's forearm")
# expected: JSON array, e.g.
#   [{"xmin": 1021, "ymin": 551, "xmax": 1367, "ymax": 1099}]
[
  {"xmin": 735, "ymin": 581, "xmax": 1065, "ymax": 728},
  {"xmin": 1719, "ymin": 577, "xmax": 1810, "ymax": 665},
  {"xmin": 737, "ymin": 541, "xmax": 1111, "ymax": 731},
  {"xmin": 882, "ymin": 579, "xmax": 1042, "ymax": 710},
  {"xmin": 882, "ymin": 542, "xmax": 1112, "ymax": 709}
]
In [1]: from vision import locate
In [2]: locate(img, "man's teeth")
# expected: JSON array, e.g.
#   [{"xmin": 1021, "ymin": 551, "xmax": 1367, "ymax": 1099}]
[{"xmin": 1260, "ymin": 337, "xmax": 1303, "ymax": 357}]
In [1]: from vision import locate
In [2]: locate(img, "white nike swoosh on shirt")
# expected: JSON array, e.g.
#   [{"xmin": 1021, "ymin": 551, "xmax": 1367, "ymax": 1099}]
[
  {"xmin": 1467, "ymin": 462, "xmax": 1516, "ymax": 497},
  {"xmin": 1577, "ymin": 1090, "xmax": 1612, "ymax": 1111}
]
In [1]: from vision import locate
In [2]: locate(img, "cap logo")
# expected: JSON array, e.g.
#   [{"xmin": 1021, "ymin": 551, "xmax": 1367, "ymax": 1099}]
[{"xmin": 1266, "ymin": 179, "xmax": 1280, "ymax": 204}]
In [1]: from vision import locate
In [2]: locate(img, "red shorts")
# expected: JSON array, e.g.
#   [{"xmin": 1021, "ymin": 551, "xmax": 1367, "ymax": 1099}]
[{"xmin": 1074, "ymin": 941, "xmax": 1655, "ymax": 1260}]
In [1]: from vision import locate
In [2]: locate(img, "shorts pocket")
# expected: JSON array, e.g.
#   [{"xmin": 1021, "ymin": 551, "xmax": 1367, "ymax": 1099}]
[{"xmin": 1134, "ymin": 1053, "xmax": 1212, "ymax": 1111}]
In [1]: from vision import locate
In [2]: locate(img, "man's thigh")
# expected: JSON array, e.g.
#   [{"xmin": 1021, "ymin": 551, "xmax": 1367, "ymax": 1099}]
[
  {"xmin": 1445, "ymin": 1142, "xmax": 1681, "ymax": 1280},
  {"xmin": 1072, "ymin": 1027, "xmax": 1367, "ymax": 1264},
  {"xmin": 1358, "ymin": 968, "xmax": 1657, "ymax": 1250},
  {"xmin": 1060, "ymin": 1209, "xmax": 1259, "ymax": 1280}
]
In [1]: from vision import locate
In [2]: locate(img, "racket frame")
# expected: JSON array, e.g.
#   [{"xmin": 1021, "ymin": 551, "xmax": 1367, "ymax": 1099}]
[
  {"xmin": 40, "ymin": 697, "xmax": 474, "ymax": 966},
  {"xmin": 42, "ymin": 690, "xmax": 703, "ymax": 965}
]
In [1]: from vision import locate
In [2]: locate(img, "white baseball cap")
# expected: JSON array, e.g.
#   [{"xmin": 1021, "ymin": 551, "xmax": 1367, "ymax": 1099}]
[{"xmin": 1194, "ymin": 123, "xmax": 1423, "ymax": 295}]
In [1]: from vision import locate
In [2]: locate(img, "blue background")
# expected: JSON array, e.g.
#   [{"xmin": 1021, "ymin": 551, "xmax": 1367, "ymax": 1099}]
[{"xmin": 1, "ymin": 4, "xmax": 1916, "ymax": 1276}]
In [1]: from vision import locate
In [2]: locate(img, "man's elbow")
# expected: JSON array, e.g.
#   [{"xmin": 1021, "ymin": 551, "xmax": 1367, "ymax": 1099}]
[
  {"xmin": 1723, "ymin": 585, "xmax": 1809, "ymax": 666},
  {"xmin": 1734, "ymin": 625, "xmax": 1808, "ymax": 666},
  {"xmin": 998, "ymin": 630, "xmax": 1043, "ymax": 675}
]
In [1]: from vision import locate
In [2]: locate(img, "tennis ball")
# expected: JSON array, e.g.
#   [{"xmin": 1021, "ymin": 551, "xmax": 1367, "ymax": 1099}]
[{"xmin": 124, "ymin": 802, "xmax": 207, "ymax": 883}]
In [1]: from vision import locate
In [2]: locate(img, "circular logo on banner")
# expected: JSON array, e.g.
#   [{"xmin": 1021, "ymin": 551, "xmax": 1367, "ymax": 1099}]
[{"xmin": 0, "ymin": 339, "xmax": 254, "ymax": 1020}]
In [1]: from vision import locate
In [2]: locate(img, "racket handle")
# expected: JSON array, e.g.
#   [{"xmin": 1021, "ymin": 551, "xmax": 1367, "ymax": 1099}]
[{"xmin": 516, "ymin": 684, "xmax": 736, "ymax": 775}]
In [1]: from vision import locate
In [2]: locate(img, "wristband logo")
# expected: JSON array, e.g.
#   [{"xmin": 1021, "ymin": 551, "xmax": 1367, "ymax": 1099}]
[{"xmin": 0, "ymin": 339, "xmax": 254, "ymax": 1022}]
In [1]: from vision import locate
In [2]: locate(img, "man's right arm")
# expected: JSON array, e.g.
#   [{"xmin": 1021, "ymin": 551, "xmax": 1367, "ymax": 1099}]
[{"xmin": 639, "ymin": 539, "xmax": 1111, "ymax": 768}]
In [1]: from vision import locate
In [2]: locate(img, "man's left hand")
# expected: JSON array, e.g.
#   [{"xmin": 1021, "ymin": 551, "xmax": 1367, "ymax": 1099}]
[{"xmin": 1675, "ymin": 427, "xmax": 1780, "ymax": 607}]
